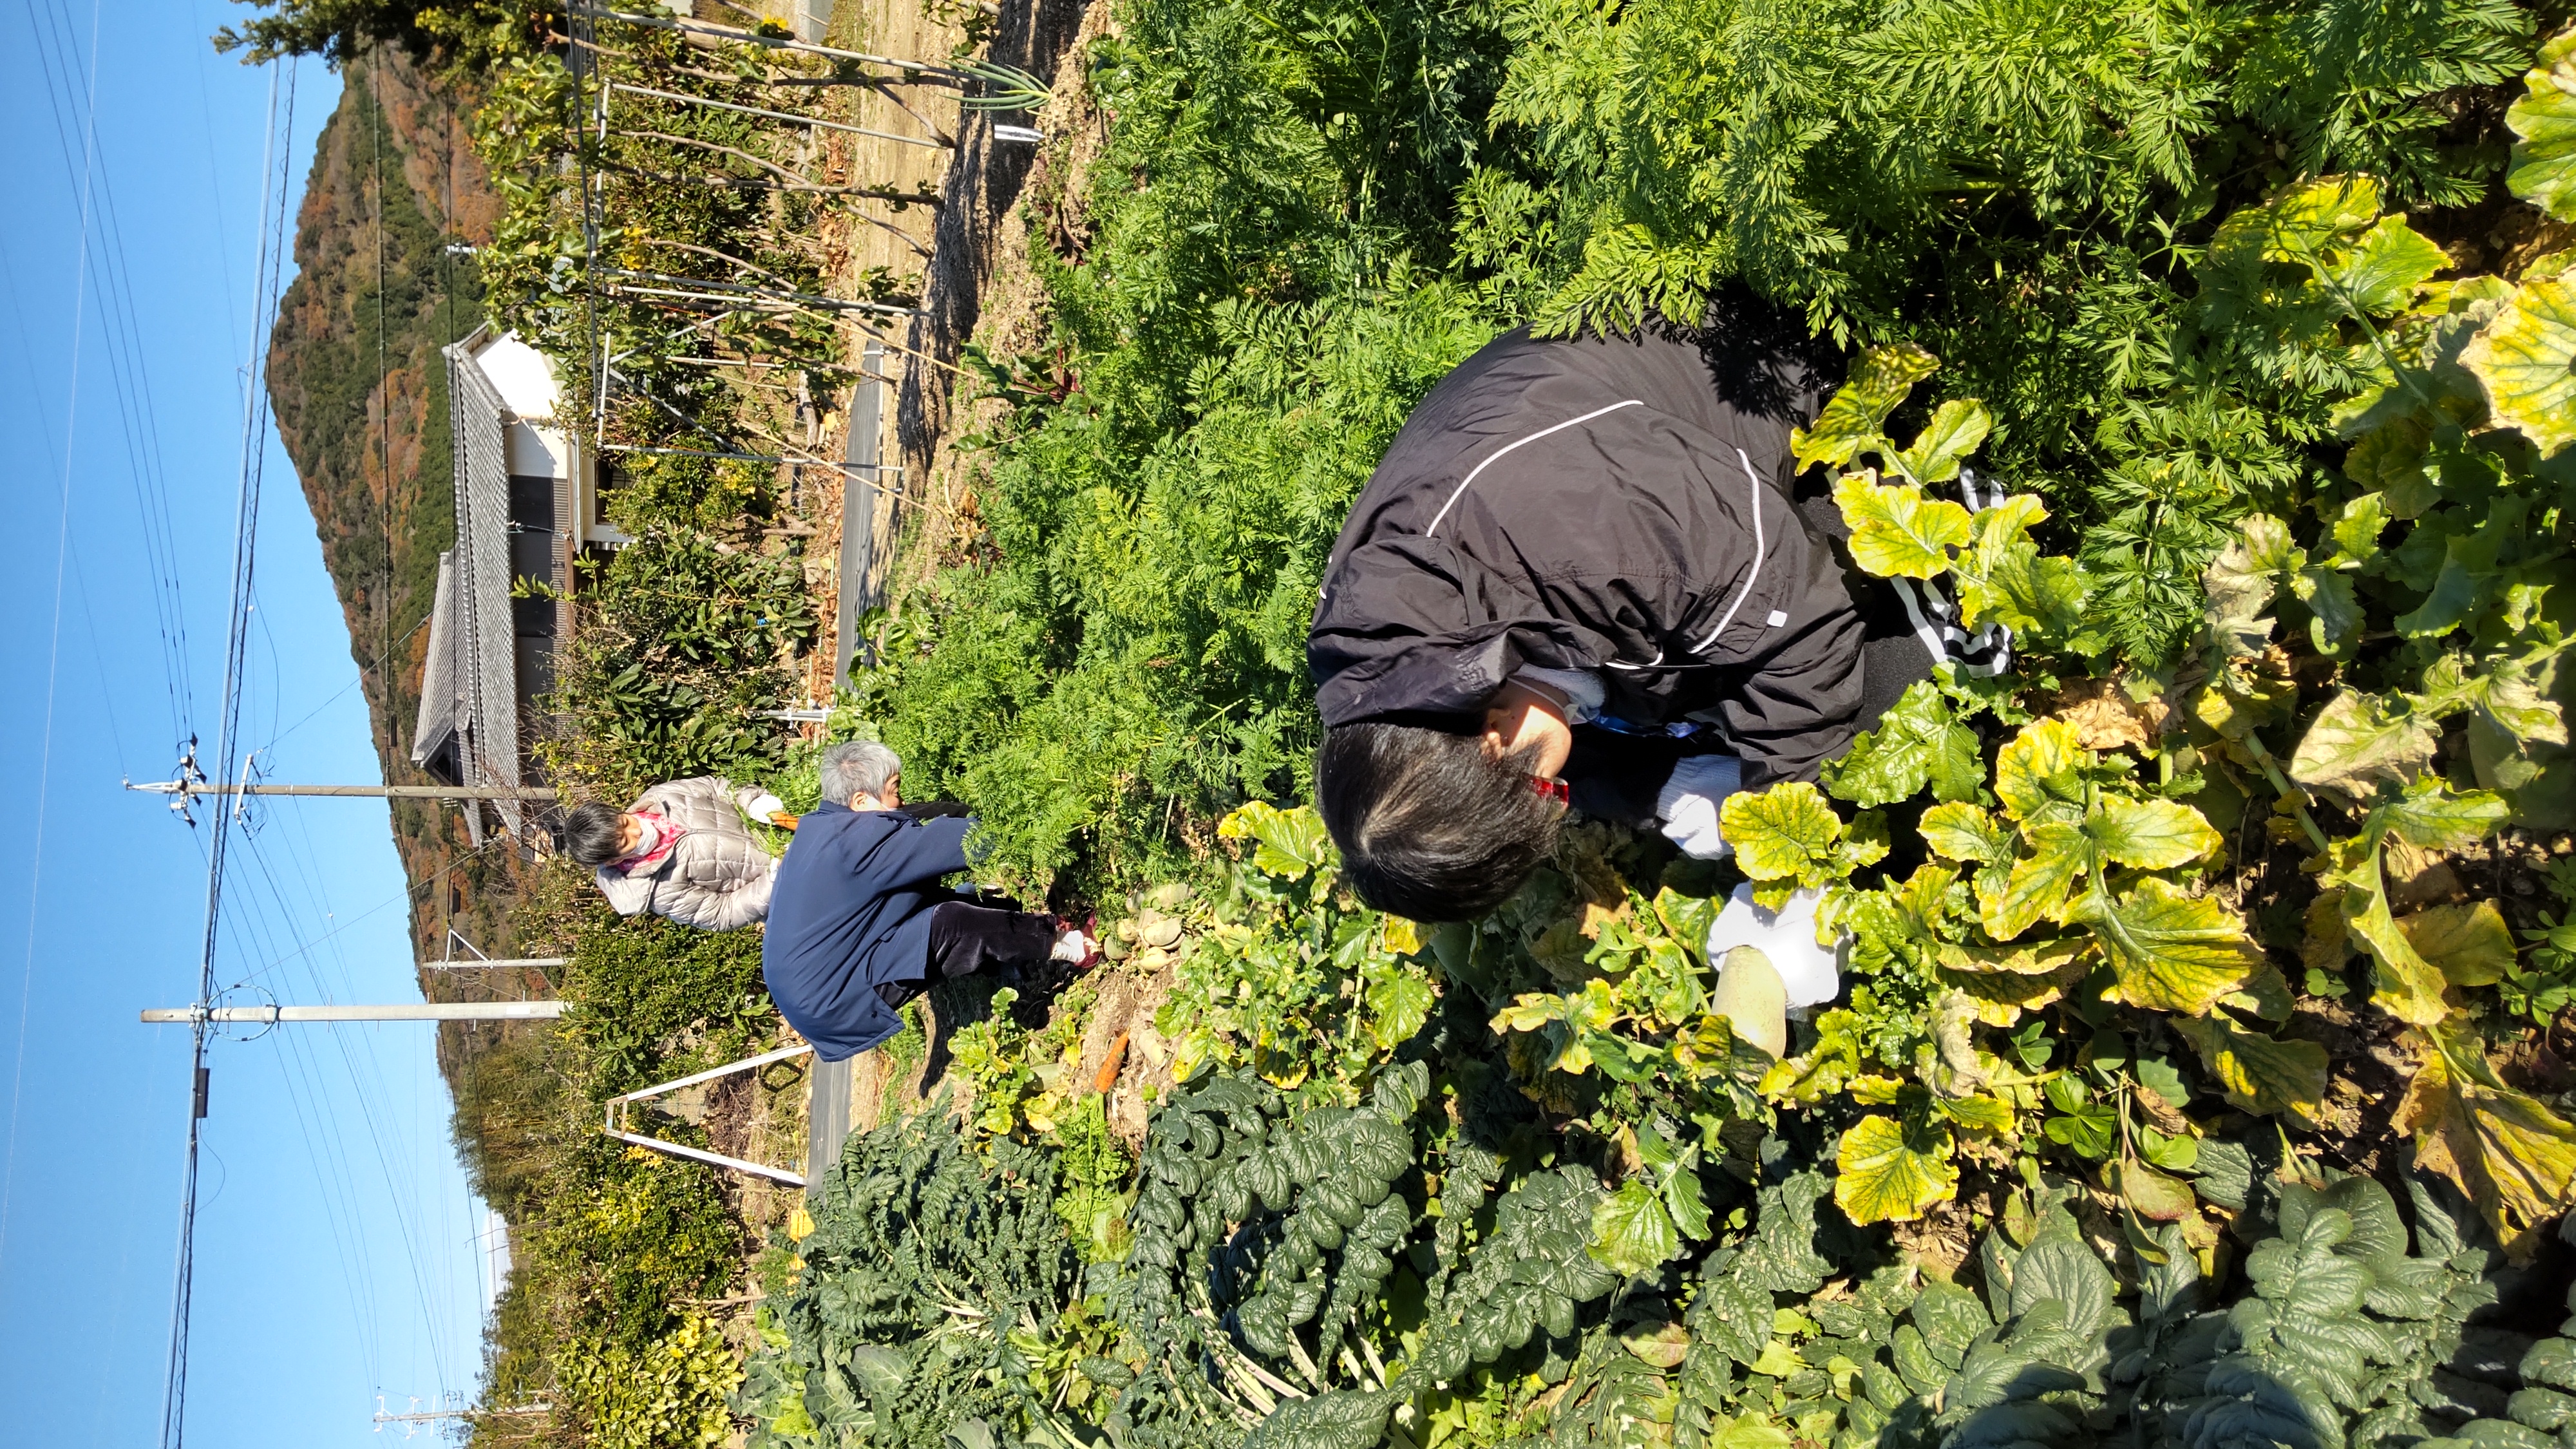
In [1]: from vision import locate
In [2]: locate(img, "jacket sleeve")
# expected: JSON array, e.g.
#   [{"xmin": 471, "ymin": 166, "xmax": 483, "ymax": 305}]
[
  {"xmin": 1713, "ymin": 541, "xmax": 1864, "ymax": 786},
  {"xmin": 595, "ymin": 867, "xmax": 652, "ymax": 916},
  {"xmin": 659, "ymin": 855, "xmax": 780, "ymax": 932},
  {"xmin": 860, "ymin": 815, "xmax": 976, "ymax": 889}
]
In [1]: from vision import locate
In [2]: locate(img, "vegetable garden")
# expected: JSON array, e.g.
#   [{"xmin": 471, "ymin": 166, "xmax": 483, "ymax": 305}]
[
  {"xmin": 738, "ymin": 1, "xmax": 2576, "ymax": 1443},
  {"xmin": 239, "ymin": 0, "xmax": 2576, "ymax": 1443}
]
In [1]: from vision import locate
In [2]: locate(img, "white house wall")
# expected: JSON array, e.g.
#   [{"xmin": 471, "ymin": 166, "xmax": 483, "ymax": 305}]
[
  {"xmin": 506, "ymin": 420, "xmax": 564, "ymax": 479},
  {"xmin": 471, "ymin": 332, "xmax": 562, "ymax": 421}
]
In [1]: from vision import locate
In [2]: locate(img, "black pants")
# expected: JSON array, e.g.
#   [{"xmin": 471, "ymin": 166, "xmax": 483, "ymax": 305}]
[{"xmin": 875, "ymin": 900, "xmax": 1056, "ymax": 1009}]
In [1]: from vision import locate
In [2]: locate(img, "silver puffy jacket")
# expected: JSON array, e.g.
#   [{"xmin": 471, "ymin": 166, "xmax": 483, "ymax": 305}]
[{"xmin": 593, "ymin": 776, "xmax": 781, "ymax": 931}]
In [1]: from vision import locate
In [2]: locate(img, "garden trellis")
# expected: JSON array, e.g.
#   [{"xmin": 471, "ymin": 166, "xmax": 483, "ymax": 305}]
[{"xmin": 531, "ymin": 6, "xmax": 1048, "ymax": 493}]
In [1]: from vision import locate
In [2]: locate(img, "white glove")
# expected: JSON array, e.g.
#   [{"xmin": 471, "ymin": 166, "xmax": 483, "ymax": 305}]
[
  {"xmin": 1705, "ymin": 883, "xmax": 1842, "ymax": 1009},
  {"xmin": 1656, "ymin": 755, "xmax": 1742, "ymax": 860},
  {"xmin": 746, "ymin": 791, "xmax": 786, "ymax": 819}
]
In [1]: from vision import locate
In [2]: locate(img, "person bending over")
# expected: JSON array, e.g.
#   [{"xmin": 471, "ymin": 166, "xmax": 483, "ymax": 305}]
[
  {"xmin": 564, "ymin": 775, "xmax": 788, "ymax": 931},
  {"xmin": 760, "ymin": 741, "xmax": 1095, "ymax": 1061},
  {"xmin": 1310, "ymin": 319, "xmax": 1949, "ymax": 975}
]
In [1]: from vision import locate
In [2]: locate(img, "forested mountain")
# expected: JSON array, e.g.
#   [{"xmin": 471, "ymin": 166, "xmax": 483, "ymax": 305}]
[{"xmin": 265, "ymin": 49, "xmax": 522, "ymax": 981}]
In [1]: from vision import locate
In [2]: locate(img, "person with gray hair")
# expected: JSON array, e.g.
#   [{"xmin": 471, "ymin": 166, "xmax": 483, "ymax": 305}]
[{"xmin": 761, "ymin": 741, "xmax": 1097, "ymax": 1061}]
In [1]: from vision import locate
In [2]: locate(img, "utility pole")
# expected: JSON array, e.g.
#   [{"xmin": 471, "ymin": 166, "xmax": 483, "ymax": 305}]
[
  {"xmin": 141, "ymin": 1002, "xmax": 567, "ymax": 1024},
  {"xmin": 128, "ymin": 780, "xmax": 558, "ymax": 800},
  {"xmin": 374, "ymin": 1396, "xmax": 551, "ymax": 1437}
]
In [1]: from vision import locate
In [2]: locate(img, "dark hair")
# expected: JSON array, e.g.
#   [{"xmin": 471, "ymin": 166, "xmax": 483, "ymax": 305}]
[
  {"xmin": 564, "ymin": 801, "xmax": 628, "ymax": 869},
  {"xmin": 1315, "ymin": 721, "xmax": 1562, "ymax": 922}
]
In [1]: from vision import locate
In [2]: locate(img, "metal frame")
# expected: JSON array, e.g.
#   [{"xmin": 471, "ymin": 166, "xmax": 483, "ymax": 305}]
[{"xmin": 603, "ymin": 1042, "xmax": 815, "ymax": 1186}]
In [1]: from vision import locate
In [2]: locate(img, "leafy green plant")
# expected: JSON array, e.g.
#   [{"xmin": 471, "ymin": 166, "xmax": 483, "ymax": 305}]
[{"xmin": 562, "ymin": 1311, "xmax": 743, "ymax": 1449}]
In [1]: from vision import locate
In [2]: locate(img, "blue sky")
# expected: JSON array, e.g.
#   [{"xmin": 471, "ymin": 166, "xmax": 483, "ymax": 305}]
[{"xmin": 0, "ymin": 3, "xmax": 495, "ymax": 1444}]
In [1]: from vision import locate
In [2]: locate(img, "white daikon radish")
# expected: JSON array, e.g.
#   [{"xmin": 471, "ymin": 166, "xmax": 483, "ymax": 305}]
[{"xmin": 1708, "ymin": 945, "xmax": 1788, "ymax": 1059}]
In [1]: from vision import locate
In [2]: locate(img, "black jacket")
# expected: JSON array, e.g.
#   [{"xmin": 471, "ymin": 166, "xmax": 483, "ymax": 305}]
[
  {"xmin": 1309, "ymin": 325, "xmax": 1862, "ymax": 787},
  {"xmin": 761, "ymin": 803, "xmax": 974, "ymax": 1061}
]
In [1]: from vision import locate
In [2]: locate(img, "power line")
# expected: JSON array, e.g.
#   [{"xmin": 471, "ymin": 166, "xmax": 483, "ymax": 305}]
[{"xmin": 160, "ymin": 52, "xmax": 298, "ymax": 1449}]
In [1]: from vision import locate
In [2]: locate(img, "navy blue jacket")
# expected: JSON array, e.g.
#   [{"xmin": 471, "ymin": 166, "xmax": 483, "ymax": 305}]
[{"xmin": 760, "ymin": 803, "xmax": 974, "ymax": 1060}]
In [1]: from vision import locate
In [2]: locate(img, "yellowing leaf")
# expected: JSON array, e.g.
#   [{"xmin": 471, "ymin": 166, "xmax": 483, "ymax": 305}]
[
  {"xmin": 1993, "ymin": 719, "xmax": 2088, "ymax": 825},
  {"xmin": 2462, "ymin": 276, "xmax": 2576, "ymax": 459},
  {"xmin": 1833, "ymin": 475, "xmax": 1973, "ymax": 579},
  {"xmin": 1934, "ymin": 1094, "xmax": 2018, "ymax": 1133},
  {"xmin": 2208, "ymin": 175, "xmax": 2383, "ymax": 272},
  {"xmin": 2071, "ymin": 877, "xmax": 2260, "ymax": 1016},
  {"xmin": 2173, "ymin": 1011, "xmax": 2329, "ymax": 1121},
  {"xmin": 2398, "ymin": 900, "xmax": 2516, "ymax": 988},
  {"xmin": 1894, "ymin": 397, "xmax": 1993, "ymax": 484},
  {"xmin": 1937, "ymin": 936, "xmax": 2088, "ymax": 976},
  {"xmin": 2399, "ymin": 1025, "xmax": 2576, "ymax": 1248},
  {"xmin": 786, "ymin": 1206, "xmax": 816, "ymax": 1242},
  {"xmin": 1381, "ymin": 916, "xmax": 1423, "ymax": 956},
  {"xmin": 2506, "ymin": 26, "xmax": 2576, "ymax": 223},
  {"xmin": 1833, "ymin": 1113, "xmax": 1958, "ymax": 1224},
  {"xmin": 2290, "ymin": 690, "xmax": 2438, "ymax": 799},
  {"xmin": 2087, "ymin": 798, "xmax": 2222, "ymax": 870},
  {"xmin": 1791, "ymin": 343, "xmax": 1940, "ymax": 473},
  {"xmin": 1919, "ymin": 801, "xmax": 2017, "ymax": 864},
  {"xmin": 1719, "ymin": 782, "xmax": 1844, "ymax": 883},
  {"xmin": 1982, "ymin": 822, "xmax": 2089, "ymax": 940},
  {"xmin": 2109, "ymin": 1159, "xmax": 2199, "ymax": 1222},
  {"xmin": 1217, "ymin": 801, "xmax": 1336, "ymax": 878},
  {"xmin": 2384, "ymin": 779, "xmax": 2511, "ymax": 851},
  {"xmin": 2333, "ymin": 835, "xmax": 2451, "ymax": 1027}
]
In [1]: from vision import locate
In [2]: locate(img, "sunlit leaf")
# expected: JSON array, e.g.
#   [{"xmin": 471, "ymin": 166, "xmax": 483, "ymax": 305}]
[
  {"xmin": 1834, "ymin": 475, "xmax": 1975, "ymax": 579},
  {"xmin": 2461, "ymin": 276, "xmax": 2576, "ymax": 459},
  {"xmin": 2070, "ymin": 877, "xmax": 2260, "ymax": 1016},
  {"xmin": 2289, "ymin": 690, "xmax": 2438, "ymax": 798},
  {"xmin": 1589, "ymin": 1178, "xmax": 1681, "ymax": 1277},
  {"xmin": 2331, "ymin": 834, "xmax": 2451, "ymax": 1027},
  {"xmin": 2087, "ymin": 798, "xmax": 2222, "ymax": 869},
  {"xmin": 2398, "ymin": 900, "xmax": 2515, "ymax": 988},
  {"xmin": 2506, "ymin": 27, "xmax": 2576, "ymax": 223},
  {"xmin": 1919, "ymin": 802, "xmax": 2018, "ymax": 864},
  {"xmin": 2207, "ymin": 175, "xmax": 2382, "ymax": 273},
  {"xmin": 1982, "ymin": 822, "xmax": 2089, "ymax": 940},
  {"xmin": 1790, "ymin": 343, "xmax": 1940, "ymax": 473},
  {"xmin": 1821, "ymin": 680, "xmax": 1984, "ymax": 807},
  {"xmin": 1720, "ymin": 782, "xmax": 1845, "ymax": 884},
  {"xmin": 2383, "ymin": 779, "xmax": 2511, "ymax": 851},
  {"xmin": 1833, "ymin": 1114, "xmax": 1958, "ymax": 1224},
  {"xmin": 1993, "ymin": 719, "xmax": 2088, "ymax": 825},
  {"xmin": 1364, "ymin": 967, "xmax": 1435, "ymax": 1052},
  {"xmin": 1894, "ymin": 397, "xmax": 1993, "ymax": 484},
  {"xmin": 1218, "ymin": 801, "xmax": 1336, "ymax": 878},
  {"xmin": 1937, "ymin": 936, "xmax": 2088, "ymax": 977},
  {"xmin": 2173, "ymin": 1010, "xmax": 2329, "ymax": 1121},
  {"xmin": 2322, "ymin": 215, "xmax": 2450, "ymax": 317},
  {"xmin": 2398, "ymin": 1025, "xmax": 2576, "ymax": 1247}
]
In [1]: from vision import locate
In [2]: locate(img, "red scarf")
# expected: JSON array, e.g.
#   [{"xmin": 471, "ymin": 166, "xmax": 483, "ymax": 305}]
[{"xmin": 610, "ymin": 809, "xmax": 686, "ymax": 874}]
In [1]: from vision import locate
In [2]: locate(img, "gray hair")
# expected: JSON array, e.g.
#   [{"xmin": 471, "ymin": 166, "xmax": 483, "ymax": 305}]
[{"xmin": 819, "ymin": 740, "xmax": 901, "ymax": 804}]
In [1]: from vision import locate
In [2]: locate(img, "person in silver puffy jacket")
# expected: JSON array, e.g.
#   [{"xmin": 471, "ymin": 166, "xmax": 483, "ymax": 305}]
[{"xmin": 562, "ymin": 776, "xmax": 788, "ymax": 931}]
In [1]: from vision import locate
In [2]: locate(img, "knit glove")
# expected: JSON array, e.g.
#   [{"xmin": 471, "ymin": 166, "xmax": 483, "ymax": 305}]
[
  {"xmin": 1704, "ymin": 883, "xmax": 1842, "ymax": 1009},
  {"xmin": 1655, "ymin": 755, "xmax": 1743, "ymax": 860},
  {"xmin": 746, "ymin": 791, "xmax": 787, "ymax": 820}
]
